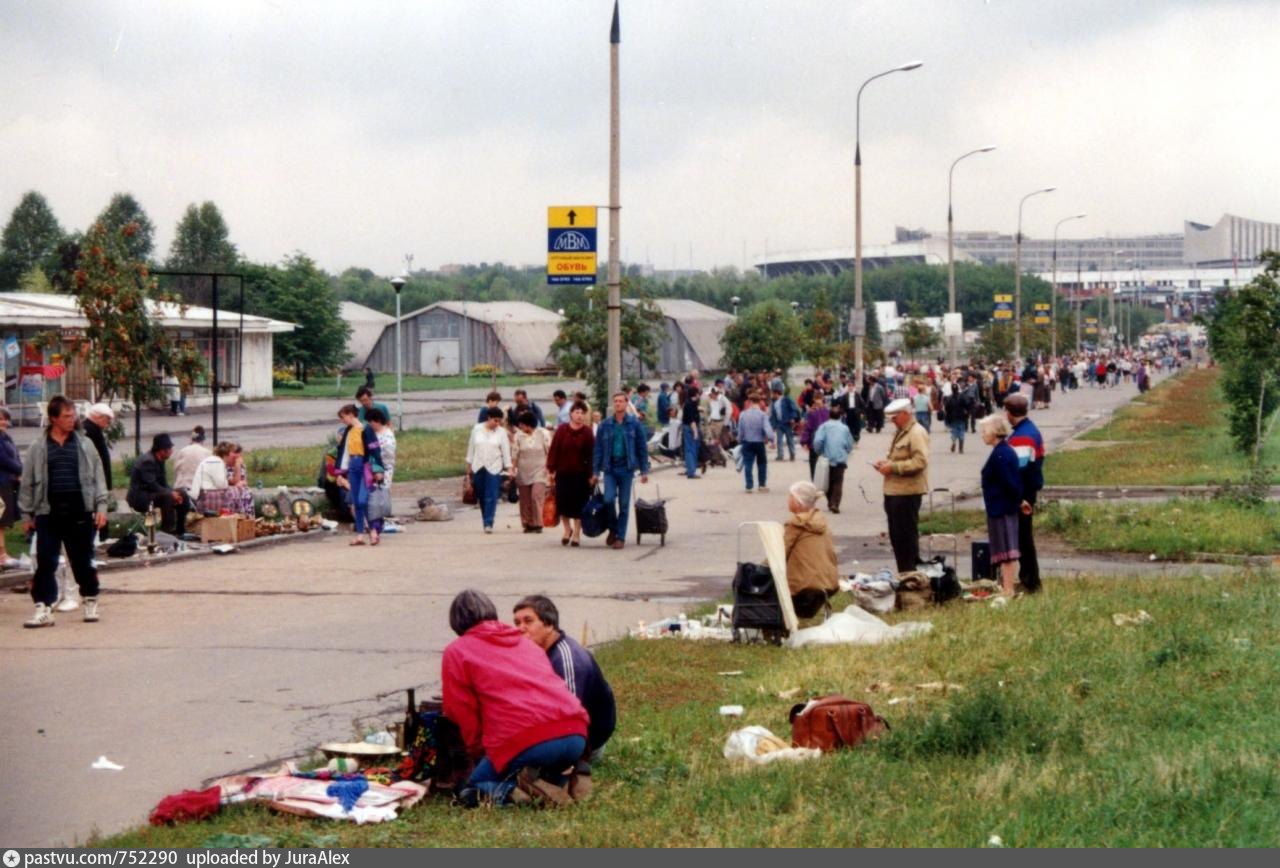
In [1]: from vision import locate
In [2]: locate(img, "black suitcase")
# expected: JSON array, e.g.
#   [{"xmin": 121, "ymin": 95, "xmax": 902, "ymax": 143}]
[
  {"xmin": 971, "ymin": 540, "xmax": 992, "ymax": 581},
  {"xmin": 634, "ymin": 483, "xmax": 668, "ymax": 546},
  {"xmin": 731, "ymin": 562, "xmax": 786, "ymax": 633}
]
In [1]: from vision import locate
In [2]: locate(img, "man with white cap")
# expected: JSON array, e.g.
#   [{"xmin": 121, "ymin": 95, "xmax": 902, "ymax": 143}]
[{"xmin": 873, "ymin": 397, "xmax": 930, "ymax": 573}]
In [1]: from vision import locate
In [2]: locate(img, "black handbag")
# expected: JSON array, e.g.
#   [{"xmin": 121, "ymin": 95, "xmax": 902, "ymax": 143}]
[
  {"xmin": 579, "ymin": 485, "xmax": 615, "ymax": 538},
  {"xmin": 731, "ymin": 562, "xmax": 786, "ymax": 631}
]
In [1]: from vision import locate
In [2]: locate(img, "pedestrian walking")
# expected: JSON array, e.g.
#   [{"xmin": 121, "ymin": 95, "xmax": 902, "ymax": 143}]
[
  {"xmin": 873, "ymin": 398, "xmax": 930, "ymax": 573},
  {"xmin": 512, "ymin": 411, "xmax": 553, "ymax": 533},
  {"xmin": 546, "ymin": 400, "xmax": 594, "ymax": 547},
  {"xmin": 978, "ymin": 415, "xmax": 1022, "ymax": 596},
  {"xmin": 591, "ymin": 393, "xmax": 650, "ymax": 550},
  {"xmin": 1004, "ymin": 393, "xmax": 1044, "ymax": 593},
  {"xmin": 913, "ymin": 381, "xmax": 933, "ymax": 433},
  {"xmin": 866, "ymin": 376, "xmax": 888, "ymax": 433},
  {"xmin": 813, "ymin": 404, "xmax": 854, "ymax": 513},
  {"xmin": 769, "ymin": 387, "xmax": 799, "ymax": 460},
  {"xmin": 737, "ymin": 392, "xmax": 773, "ymax": 493},
  {"xmin": 18, "ymin": 396, "xmax": 109, "ymax": 628},
  {"xmin": 680, "ymin": 386, "xmax": 702, "ymax": 478},
  {"xmin": 466, "ymin": 407, "xmax": 511, "ymax": 535},
  {"xmin": 943, "ymin": 384, "xmax": 969, "ymax": 453},
  {"xmin": 0, "ymin": 408, "xmax": 22, "ymax": 569},
  {"xmin": 801, "ymin": 392, "xmax": 829, "ymax": 481}
]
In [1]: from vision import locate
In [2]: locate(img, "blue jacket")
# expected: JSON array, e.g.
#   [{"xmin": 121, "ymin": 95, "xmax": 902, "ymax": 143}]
[
  {"xmin": 592, "ymin": 414, "xmax": 651, "ymax": 476},
  {"xmin": 0, "ymin": 431, "xmax": 22, "ymax": 486},
  {"xmin": 981, "ymin": 439, "xmax": 1023, "ymax": 518},
  {"xmin": 770, "ymin": 396, "xmax": 801, "ymax": 426},
  {"xmin": 1008, "ymin": 417, "xmax": 1045, "ymax": 503},
  {"xmin": 548, "ymin": 633, "xmax": 616, "ymax": 753},
  {"xmin": 813, "ymin": 419, "xmax": 854, "ymax": 465}
]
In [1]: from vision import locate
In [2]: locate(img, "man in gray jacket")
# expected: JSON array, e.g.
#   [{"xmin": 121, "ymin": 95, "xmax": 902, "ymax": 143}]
[{"xmin": 18, "ymin": 396, "xmax": 109, "ymax": 628}]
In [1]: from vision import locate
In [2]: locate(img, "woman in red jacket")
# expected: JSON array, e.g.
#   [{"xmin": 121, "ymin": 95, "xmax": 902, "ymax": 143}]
[{"xmin": 443, "ymin": 589, "xmax": 590, "ymax": 807}]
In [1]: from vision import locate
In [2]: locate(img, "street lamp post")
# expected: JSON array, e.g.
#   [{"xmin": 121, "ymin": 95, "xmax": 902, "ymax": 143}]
[
  {"xmin": 390, "ymin": 274, "xmax": 405, "ymax": 428},
  {"xmin": 1051, "ymin": 213, "xmax": 1087, "ymax": 360},
  {"xmin": 854, "ymin": 60, "xmax": 922, "ymax": 387},
  {"xmin": 1014, "ymin": 186, "xmax": 1057, "ymax": 362},
  {"xmin": 790, "ymin": 300, "xmax": 800, "ymax": 316},
  {"xmin": 947, "ymin": 145, "xmax": 996, "ymax": 367},
  {"xmin": 730, "ymin": 295, "xmax": 740, "ymax": 317}
]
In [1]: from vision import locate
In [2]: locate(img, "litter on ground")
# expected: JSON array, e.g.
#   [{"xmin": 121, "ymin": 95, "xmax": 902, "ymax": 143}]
[
  {"xmin": 91, "ymin": 756, "xmax": 124, "ymax": 771},
  {"xmin": 723, "ymin": 726, "xmax": 821, "ymax": 765},
  {"xmin": 1112, "ymin": 609, "xmax": 1154, "ymax": 627},
  {"xmin": 786, "ymin": 606, "xmax": 932, "ymax": 648}
]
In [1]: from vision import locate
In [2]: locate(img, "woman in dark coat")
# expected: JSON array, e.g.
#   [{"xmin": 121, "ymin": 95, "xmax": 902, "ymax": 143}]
[
  {"xmin": 0, "ymin": 407, "xmax": 23, "ymax": 566},
  {"xmin": 545, "ymin": 400, "xmax": 594, "ymax": 547}
]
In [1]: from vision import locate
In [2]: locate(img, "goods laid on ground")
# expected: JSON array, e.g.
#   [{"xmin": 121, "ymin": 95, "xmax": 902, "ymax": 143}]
[{"xmin": 198, "ymin": 515, "xmax": 256, "ymax": 544}]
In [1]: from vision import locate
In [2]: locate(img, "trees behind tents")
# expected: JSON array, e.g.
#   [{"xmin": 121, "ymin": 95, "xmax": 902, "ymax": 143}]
[{"xmin": 550, "ymin": 281, "xmax": 666, "ymax": 410}]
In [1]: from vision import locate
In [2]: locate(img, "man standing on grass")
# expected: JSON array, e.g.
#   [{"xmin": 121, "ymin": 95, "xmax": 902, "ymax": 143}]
[
  {"xmin": 874, "ymin": 398, "xmax": 930, "ymax": 573},
  {"xmin": 19, "ymin": 396, "xmax": 109, "ymax": 628},
  {"xmin": 592, "ymin": 393, "xmax": 650, "ymax": 550},
  {"xmin": 1004, "ymin": 393, "xmax": 1044, "ymax": 593},
  {"xmin": 512, "ymin": 594, "xmax": 616, "ymax": 800}
]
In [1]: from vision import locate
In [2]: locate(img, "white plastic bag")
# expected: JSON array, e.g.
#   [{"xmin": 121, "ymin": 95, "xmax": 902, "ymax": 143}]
[
  {"xmin": 787, "ymin": 605, "xmax": 933, "ymax": 648},
  {"xmin": 813, "ymin": 455, "xmax": 830, "ymax": 493},
  {"xmin": 732, "ymin": 445, "xmax": 744, "ymax": 472},
  {"xmin": 853, "ymin": 580, "xmax": 896, "ymax": 615},
  {"xmin": 723, "ymin": 726, "xmax": 821, "ymax": 765}
]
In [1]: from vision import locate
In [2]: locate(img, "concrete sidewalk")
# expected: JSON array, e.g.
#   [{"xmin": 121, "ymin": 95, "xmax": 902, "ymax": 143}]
[{"xmin": 0, "ymin": 374, "xmax": 1157, "ymax": 846}]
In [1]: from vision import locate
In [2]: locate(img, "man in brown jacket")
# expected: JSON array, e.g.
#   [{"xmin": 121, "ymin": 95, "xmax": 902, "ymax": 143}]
[{"xmin": 873, "ymin": 398, "xmax": 930, "ymax": 572}]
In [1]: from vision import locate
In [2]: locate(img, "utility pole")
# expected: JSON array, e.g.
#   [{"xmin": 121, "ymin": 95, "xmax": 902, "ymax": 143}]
[{"xmin": 606, "ymin": 0, "xmax": 622, "ymax": 397}]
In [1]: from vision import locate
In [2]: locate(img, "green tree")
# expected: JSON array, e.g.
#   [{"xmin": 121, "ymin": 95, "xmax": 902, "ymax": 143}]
[
  {"xmin": 0, "ymin": 191, "xmax": 64, "ymax": 290},
  {"xmin": 719, "ymin": 299, "xmax": 806, "ymax": 373},
  {"xmin": 17, "ymin": 266, "xmax": 53, "ymax": 293},
  {"xmin": 1206, "ymin": 251, "xmax": 1280, "ymax": 458},
  {"xmin": 900, "ymin": 316, "xmax": 939, "ymax": 360},
  {"xmin": 166, "ymin": 202, "xmax": 239, "ymax": 306},
  {"xmin": 551, "ymin": 281, "xmax": 666, "ymax": 409},
  {"xmin": 96, "ymin": 193, "xmax": 156, "ymax": 262},
  {"xmin": 71, "ymin": 221, "xmax": 204, "ymax": 418},
  {"xmin": 244, "ymin": 253, "xmax": 351, "ymax": 382}
]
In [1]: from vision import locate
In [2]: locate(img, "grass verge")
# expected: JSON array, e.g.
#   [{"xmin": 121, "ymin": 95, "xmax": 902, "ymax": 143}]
[
  {"xmin": 1046, "ymin": 368, "xmax": 1280, "ymax": 486},
  {"xmin": 100, "ymin": 572, "xmax": 1280, "ymax": 847},
  {"xmin": 243, "ymin": 428, "xmax": 471, "ymax": 487},
  {"xmin": 275, "ymin": 374, "xmax": 559, "ymax": 400}
]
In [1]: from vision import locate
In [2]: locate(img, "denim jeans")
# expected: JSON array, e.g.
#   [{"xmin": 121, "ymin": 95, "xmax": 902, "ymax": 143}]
[
  {"xmin": 947, "ymin": 421, "xmax": 966, "ymax": 444},
  {"xmin": 741, "ymin": 441, "xmax": 767, "ymax": 490},
  {"xmin": 474, "ymin": 468, "xmax": 502, "ymax": 528},
  {"xmin": 466, "ymin": 734, "xmax": 587, "ymax": 805},
  {"xmin": 682, "ymin": 425, "xmax": 699, "ymax": 476},
  {"xmin": 915, "ymin": 410, "xmax": 932, "ymax": 433},
  {"xmin": 775, "ymin": 426, "xmax": 796, "ymax": 459},
  {"xmin": 602, "ymin": 468, "xmax": 634, "ymax": 541},
  {"xmin": 348, "ymin": 455, "xmax": 370, "ymax": 533}
]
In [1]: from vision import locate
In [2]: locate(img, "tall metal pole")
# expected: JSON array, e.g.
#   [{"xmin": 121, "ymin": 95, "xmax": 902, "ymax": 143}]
[
  {"xmin": 947, "ymin": 146, "xmax": 996, "ymax": 367},
  {"xmin": 606, "ymin": 1, "xmax": 622, "ymax": 397},
  {"xmin": 391, "ymin": 274, "xmax": 405, "ymax": 429},
  {"xmin": 1052, "ymin": 214, "xmax": 1086, "ymax": 361},
  {"xmin": 211, "ymin": 274, "xmax": 219, "ymax": 445},
  {"xmin": 1075, "ymin": 243, "xmax": 1083, "ymax": 354},
  {"xmin": 1014, "ymin": 186, "xmax": 1056, "ymax": 362},
  {"xmin": 854, "ymin": 61, "xmax": 922, "ymax": 388}
]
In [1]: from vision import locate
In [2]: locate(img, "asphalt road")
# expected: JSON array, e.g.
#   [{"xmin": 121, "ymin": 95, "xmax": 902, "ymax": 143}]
[{"xmin": 0, "ymin": 375, "xmax": 1158, "ymax": 846}]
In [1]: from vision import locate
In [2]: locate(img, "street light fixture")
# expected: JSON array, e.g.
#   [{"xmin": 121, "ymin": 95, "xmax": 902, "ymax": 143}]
[
  {"xmin": 1014, "ymin": 186, "xmax": 1056, "ymax": 361},
  {"xmin": 947, "ymin": 145, "xmax": 996, "ymax": 366},
  {"xmin": 730, "ymin": 295, "xmax": 741, "ymax": 317},
  {"xmin": 390, "ymin": 273, "xmax": 406, "ymax": 429},
  {"xmin": 854, "ymin": 60, "xmax": 923, "ymax": 387},
  {"xmin": 1051, "ymin": 213, "xmax": 1087, "ymax": 360},
  {"xmin": 790, "ymin": 300, "xmax": 800, "ymax": 316}
]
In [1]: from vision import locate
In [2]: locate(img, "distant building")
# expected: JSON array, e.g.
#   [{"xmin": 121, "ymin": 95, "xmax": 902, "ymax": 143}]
[
  {"xmin": 339, "ymin": 301, "xmax": 394, "ymax": 372},
  {"xmin": 757, "ymin": 213, "xmax": 1280, "ymax": 276},
  {"xmin": 365, "ymin": 301, "xmax": 562, "ymax": 376},
  {"xmin": 0, "ymin": 291, "xmax": 294, "ymax": 416},
  {"xmin": 622, "ymin": 298, "xmax": 734, "ymax": 376}
]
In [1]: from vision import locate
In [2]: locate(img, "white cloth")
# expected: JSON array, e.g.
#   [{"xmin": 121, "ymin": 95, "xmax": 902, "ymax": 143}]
[
  {"xmin": 787, "ymin": 606, "xmax": 932, "ymax": 648},
  {"xmin": 172, "ymin": 443, "xmax": 211, "ymax": 490},
  {"xmin": 465, "ymin": 423, "xmax": 511, "ymax": 475},
  {"xmin": 707, "ymin": 393, "xmax": 730, "ymax": 422},
  {"xmin": 376, "ymin": 429, "xmax": 397, "ymax": 485},
  {"xmin": 188, "ymin": 455, "xmax": 229, "ymax": 500}
]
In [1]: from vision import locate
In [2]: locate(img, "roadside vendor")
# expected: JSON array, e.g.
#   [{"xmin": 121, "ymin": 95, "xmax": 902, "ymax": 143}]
[
  {"xmin": 512, "ymin": 594, "xmax": 616, "ymax": 799},
  {"xmin": 783, "ymin": 481, "xmax": 840, "ymax": 620},
  {"xmin": 442, "ymin": 589, "xmax": 589, "ymax": 808}
]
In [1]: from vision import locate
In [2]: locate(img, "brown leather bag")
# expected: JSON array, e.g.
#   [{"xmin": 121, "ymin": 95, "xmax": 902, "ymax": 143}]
[{"xmin": 789, "ymin": 695, "xmax": 888, "ymax": 752}]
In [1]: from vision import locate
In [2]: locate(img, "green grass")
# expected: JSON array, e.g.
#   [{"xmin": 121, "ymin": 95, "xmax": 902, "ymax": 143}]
[
  {"xmin": 1046, "ymin": 368, "xmax": 1280, "ymax": 486},
  {"xmin": 275, "ymin": 374, "xmax": 560, "ymax": 400},
  {"xmin": 99, "ymin": 572, "xmax": 1280, "ymax": 847},
  {"xmin": 918, "ymin": 508, "xmax": 987, "ymax": 536},
  {"xmin": 1039, "ymin": 499, "xmax": 1280, "ymax": 560}
]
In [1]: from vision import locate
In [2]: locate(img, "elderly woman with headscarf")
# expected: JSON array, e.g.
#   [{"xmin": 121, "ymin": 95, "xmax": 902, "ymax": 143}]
[
  {"xmin": 784, "ymin": 481, "xmax": 840, "ymax": 620},
  {"xmin": 442, "ymin": 589, "xmax": 590, "ymax": 807}
]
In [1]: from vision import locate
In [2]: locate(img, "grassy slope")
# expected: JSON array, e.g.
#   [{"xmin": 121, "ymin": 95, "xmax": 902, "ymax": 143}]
[
  {"xmin": 1046, "ymin": 368, "xmax": 1280, "ymax": 486},
  {"xmin": 275, "ymin": 374, "xmax": 558, "ymax": 400},
  {"xmin": 100, "ymin": 573, "xmax": 1280, "ymax": 847}
]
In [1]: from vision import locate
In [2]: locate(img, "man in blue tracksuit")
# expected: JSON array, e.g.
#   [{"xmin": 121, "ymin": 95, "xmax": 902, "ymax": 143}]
[
  {"xmin": 770, "ymin": 387, "xmax": 800, "ymax": 460},
  {"xmin": 592, "ymin": 392, "xmax": 650, "ymax": 550},
  {"xmin": 1005, "ymin": 393, "xmax": 1045, "ymax": 593}
]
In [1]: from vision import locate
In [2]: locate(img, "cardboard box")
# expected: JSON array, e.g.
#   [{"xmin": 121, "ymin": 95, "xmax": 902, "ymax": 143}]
[{"xmin": 200, "ymin": 515, "xmax": 257, "ymax": 544}]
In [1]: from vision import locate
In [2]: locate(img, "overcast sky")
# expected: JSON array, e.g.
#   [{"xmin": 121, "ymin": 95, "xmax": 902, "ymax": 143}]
[{"xmin": 2, "ymin": 0, "xmax": 1277, "ymax": 275}]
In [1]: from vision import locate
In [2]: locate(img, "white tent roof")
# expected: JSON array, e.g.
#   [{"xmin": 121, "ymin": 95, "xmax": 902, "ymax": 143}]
[
  {"xmin": 0, "ymin": 291, "xmax": 295, "ymax": 333},
  {"xmin": 646, "ymin": 298, "xmax": 734, "ymax": 371},
  {"xmin": 340, "ymin": 301, "xmax": 394, "ymax": 369},
  {"xmin": 409, "ymin": 301, "xmax": 563, "ymax": 371}
]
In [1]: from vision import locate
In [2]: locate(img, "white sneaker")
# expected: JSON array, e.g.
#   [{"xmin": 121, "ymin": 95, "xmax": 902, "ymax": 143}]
[
  {"xmin": 83, "ymin": 598, "xmax": 100, "ymax": 623},
  {"xmin": 24, "ymin": 603, "xmax": 55, "ymax": 629}
]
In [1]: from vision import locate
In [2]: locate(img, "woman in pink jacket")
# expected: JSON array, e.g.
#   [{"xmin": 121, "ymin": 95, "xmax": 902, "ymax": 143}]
[{"xmin": 443, "ymin": 589, "xmax": 590, "ymax": 806}]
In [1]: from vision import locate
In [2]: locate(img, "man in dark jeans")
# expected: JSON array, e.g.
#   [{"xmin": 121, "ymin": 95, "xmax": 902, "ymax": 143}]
[
  {"xmin": 127, "ymin": 433, "xmax": 189, "ymax": 535},
  {"xmin": 18, "ymin": 396, "xmax": 109, "ymax": 628},
  {"xmin": 1005, "ymin": 393, "xmax": 1044, "ymax": 593}
]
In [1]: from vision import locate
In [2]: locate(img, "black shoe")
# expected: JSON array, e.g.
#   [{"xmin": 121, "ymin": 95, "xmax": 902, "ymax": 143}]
[{"xmin": 453, "ymin": 787, "xmax": 481, "ymax": 809}]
